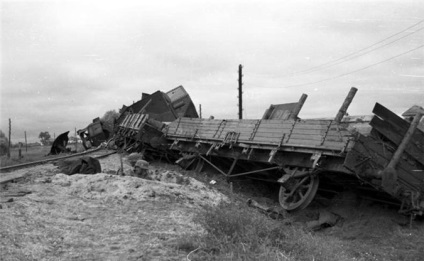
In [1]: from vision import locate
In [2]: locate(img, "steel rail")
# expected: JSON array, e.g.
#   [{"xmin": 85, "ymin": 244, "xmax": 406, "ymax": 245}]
[{"xmin": 0, "ymin": 147, "xmax": 116, "ymax": 173}]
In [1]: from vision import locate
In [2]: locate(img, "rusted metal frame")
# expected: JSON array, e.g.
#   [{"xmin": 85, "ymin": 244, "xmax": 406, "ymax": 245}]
[
  {"xmin": 198, "ymin": 154, "xmax": 228, "ymax": 176},
  {"xmin": 247, "ymin": 148, "xmax": 254, "ymax": 159},
  {"xmin": 285, "ymin": 120, "xmax": 297, "ymax": 143},
  {"xmin": 228, "ymin": 166, "xmax": 281, "ymax": 178},
  {"xmin": 320, "ymin": 121, "xmax": 333, "ymax": 145},
  {"xmin": 280, "ymin": 166, "xmax": 311, "ymax": 180},
  {"xmin": 191, "ymin": 129, "xmax": 199, "ymax": 140},
  {"xmin": 169, "ymin": 139, "xmax": 180, "ymax": 150},
  {"xmin": 222, "ymin": 131, "xmax": 240, "ymax": 149},
  {"xmin": 173, "ymin": 117, "xmax": 182, "ymax": 134},
  {"xmin": 218, "ymin": 120, "xmax": 227, "ymax": 138},
  {"xmin": 213, "ymin": 120, "xmax": 227, "ymax": 139},
  {"xmin": 227, "ymin": 157, "xmax": 239, "ymax": 176},
  {"xmin": 268, "ymin": 149, "xmax": 278, "ymax": 163},
  {"xmin": 341, "ymin": 136, "xmax": 353, "ymax": 154},
  {"xmin": 206, "ymin": 142, "xmax": 218, "ymax": 156},
  {"xmin": 241, "ymin": 144, "xmax": 254, "ymax": 160},
  {"xmin": 249, "ymin": 120, "xmax": 262, "ymax": 141},
  {"xmin": 269, "ymin": 134, "xmax": 286, "ymax": 163},
  {"xmin": 310, "ymin": 152, "xmax": 323, "ymax": 168},
  {"xmin": 278, "ymin": 133, "xmax": 286, "ymax": 147}
]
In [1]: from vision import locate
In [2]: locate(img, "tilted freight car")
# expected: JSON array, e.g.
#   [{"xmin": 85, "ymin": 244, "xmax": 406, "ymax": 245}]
[{"xmin": 114, "ymin": 87, "xmax": 424, "ymax": 216}]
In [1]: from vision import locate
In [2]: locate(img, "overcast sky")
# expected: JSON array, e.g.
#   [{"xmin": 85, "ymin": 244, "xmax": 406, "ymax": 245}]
[{"xmin": 1, "ymin": 0, "xmax": 423, "ymax": 143}]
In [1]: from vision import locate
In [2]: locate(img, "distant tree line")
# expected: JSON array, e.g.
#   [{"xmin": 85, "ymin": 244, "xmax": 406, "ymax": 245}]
[
  {"xmin": 39, "ymin": 131, "xmax": 51, "ymax": 145},
  {"xmin": 0, "ymin": 110, "xmax": 119, "ymax": 156}
]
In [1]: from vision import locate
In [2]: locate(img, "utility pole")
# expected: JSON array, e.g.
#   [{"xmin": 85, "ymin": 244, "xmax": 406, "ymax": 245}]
[
  {"xmin": 25, "ymin": 131, "xmax": 28, "ymax": 152},
  {"xmin": 7, "ymin": 119, "xmax": 11, "ymax": 158},
  {"xmin": 75, "ymin": 127, "xmax": 78, "ymax": 152},
  {"xmin": 199, "ymin": 104, "xmax": 202, "ymax": 119},
  {"xmin": 238, "ymin": 64, "xmax": 243, "ymax": 119}
]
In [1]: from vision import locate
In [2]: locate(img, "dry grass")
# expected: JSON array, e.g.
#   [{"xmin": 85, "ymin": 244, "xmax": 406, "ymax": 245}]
[
  {"xmin": 176, "ymin": 201, "xmax": 424, "ymax": 261},
  {"xmin": 168, "ymin": 165, "xmax": 424, "ymax": 261}
]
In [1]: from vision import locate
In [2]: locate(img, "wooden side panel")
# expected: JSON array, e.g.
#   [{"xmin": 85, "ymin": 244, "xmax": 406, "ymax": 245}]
[
  {"xmin": 166, "ymin": 117, "xmax": 354, "ymax": 151},
  {"xmin": 345, "ymin": 135, "xmax": 424, "ymax": 192},
  {"xmin": 370, "ymin": 117, "xmax": 424, "ymax": 165},
  {"xmin": 372, "ymin": 103, "xmax": 424, "ymax": 166}
]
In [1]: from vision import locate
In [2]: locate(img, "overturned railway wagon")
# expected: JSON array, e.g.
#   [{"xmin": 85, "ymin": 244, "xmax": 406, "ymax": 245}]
[{"xmin": 116, "ymin": 88, "xmax": 424, "ymax": 216}]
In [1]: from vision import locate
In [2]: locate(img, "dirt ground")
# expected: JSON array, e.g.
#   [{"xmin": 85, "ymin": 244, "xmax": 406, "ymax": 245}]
[
  {"xmin": 0, "ymin": 154, "xmax": 228, "ymax": 261},
  {"xmin": 1, "ymin": 153, "xmax": 424, "ymax": 261}
]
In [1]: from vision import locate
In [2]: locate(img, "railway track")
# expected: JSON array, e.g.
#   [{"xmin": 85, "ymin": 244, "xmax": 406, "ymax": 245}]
[{"xmin": 0, "ymin": 147, "xmax": 117, "ymax": 184}]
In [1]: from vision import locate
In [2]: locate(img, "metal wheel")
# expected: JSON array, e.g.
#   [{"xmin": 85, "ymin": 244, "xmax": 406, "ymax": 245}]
[{"xmin": 279, "ymin": 174, "xmax": 319, "ymax": 211}]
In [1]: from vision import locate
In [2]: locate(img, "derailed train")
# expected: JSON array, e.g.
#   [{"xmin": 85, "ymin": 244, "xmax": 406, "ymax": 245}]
[{"xmin": 94, "ymin": 87, "xmax": 424, "ymax": 216}]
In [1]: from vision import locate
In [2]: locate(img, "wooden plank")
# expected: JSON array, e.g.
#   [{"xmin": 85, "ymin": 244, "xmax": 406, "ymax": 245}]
[
  {"xmin": 373, "ymin": 103, "xmax": 424, "ymax": 142},
  {"xmin": 370, "ymin": 116, "xmax": 424, "ymax": 165},
  {"xmin": 287, "ymin": 133, "xmax": 327, "ymax": 142},
  {"xmin": 287, "ymin": 140, "xmax": 344, "ymax": 150},
  {"xmin": 255, "ymin": 125, "xmax": 301, "ymax": 134},
  {"xmin": 254, "ymin": 131, "xmax": 350, "ymax": 144},
  {"xmin": 256, "ymin": 122, "xmax": 295, "ymax": 129},
  {"xmin": 253, "ymin": 126, "xmax": 353, "ymax": 139},
  {"xmin": 254, "ymin": 132, "xmax": 289, "ymax": 139},
  {"xmin": 297, "ymin": 120, "xmax": 334, "ymax": 126},
  {"xmin": 247, "ymin": 135, "xmax": 345, "ymax": 150},
  {"xmin": 0, "ymin": 172, "xmax": 29, "ymax": 184},
  {"xmin": 345, "ymin": 135, "xmax": 424, "ymax": 189},
  {"xmin": 347, "ymin": 147, "xmax": 419, "ymax": 192}
]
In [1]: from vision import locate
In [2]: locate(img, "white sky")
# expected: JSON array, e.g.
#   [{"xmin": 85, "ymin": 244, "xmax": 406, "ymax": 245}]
[{"xmin": 1, "ymin": 0, "xmax": 423, "ymax": 142}]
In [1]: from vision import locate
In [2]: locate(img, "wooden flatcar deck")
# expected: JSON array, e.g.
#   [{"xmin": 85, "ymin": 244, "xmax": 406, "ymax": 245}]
[
  {"xmin": 165, "ymin": 117, "xmax": 366, "ymax": 156},
  {"xmin": 111, "ymin": 89, "xmax": 424, "ymax": 214}
]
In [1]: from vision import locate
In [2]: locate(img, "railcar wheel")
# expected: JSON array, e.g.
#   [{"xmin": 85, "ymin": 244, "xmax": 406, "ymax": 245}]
[{"xmin": 279, "ymin": 174, "xmax": 319, "ymax": 211}]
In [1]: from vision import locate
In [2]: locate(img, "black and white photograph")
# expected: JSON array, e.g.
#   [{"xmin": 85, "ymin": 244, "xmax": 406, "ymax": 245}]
[{"xmin": 1, "ymin": 0, "xmax": 423, "ymax": 260}]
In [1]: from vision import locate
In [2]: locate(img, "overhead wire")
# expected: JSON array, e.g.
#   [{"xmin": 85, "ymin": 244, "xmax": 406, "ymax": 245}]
[
  {"xmin": 287, "ymin": 19, "xmax": 424, "ymax": 77},
  {"xmin": 283, "ymin": 44, "xmax": 424, "ymax": 88},
  {"xmin": 294, "ymin": 27, "xmax": 424, "ymax": 76}
]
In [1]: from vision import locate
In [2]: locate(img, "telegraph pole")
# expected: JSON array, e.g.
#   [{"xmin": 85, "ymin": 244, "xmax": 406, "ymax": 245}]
[
  {"xmin": 238, "ymin": 64, "xmax": 243, "ymax": 119},
  {"xmin": 75, "ymin": 127, "xmax": 78, "ymax": 152},
  {"xmin": 25, "ymin": 131, "xmax": 28, "ymax": 152},
  {"xmin": 199, "ymin": 104, "xmax": 202, "ymax": 119},
  {"xmin": 7, "ymin": 119, "xmax": 11, "ymax": 158}
]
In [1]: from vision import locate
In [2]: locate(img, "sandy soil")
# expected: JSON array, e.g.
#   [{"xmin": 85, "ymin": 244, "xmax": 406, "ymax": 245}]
[
  {"xmin": 1, "ymin": 153, "xmax": 424, "ymax": 261},
  {"xmin": 0, "ymin": 154, "xmax": 227, "ymax": 261}
]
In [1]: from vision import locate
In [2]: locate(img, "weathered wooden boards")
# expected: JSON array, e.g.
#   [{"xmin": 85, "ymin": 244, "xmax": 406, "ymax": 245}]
[
  {"xmin": 166, "ymin": 117, "xmax": 358, "ymax": 153},
  {"xmin": 371, "ymin": 103, "xmax": 424, "ymax": 166},
  {"xmin": 119, "ymin": 114, "xmax": 148, "ymax": 130},
  {"xmin": 344, "ymin": 103, "xmax": 424, "ymax": 212}
]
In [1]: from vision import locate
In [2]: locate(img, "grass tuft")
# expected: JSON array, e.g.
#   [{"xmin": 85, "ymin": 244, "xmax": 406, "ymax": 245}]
[{"xmin": 180, "ymin": 201, "xmax": 359, "ymax": 261}]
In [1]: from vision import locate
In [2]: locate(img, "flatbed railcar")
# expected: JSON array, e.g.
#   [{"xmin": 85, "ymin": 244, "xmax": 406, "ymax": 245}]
[{"xmin": 114, "ymin": 88, "xmax": 424, "ymax": 215}]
